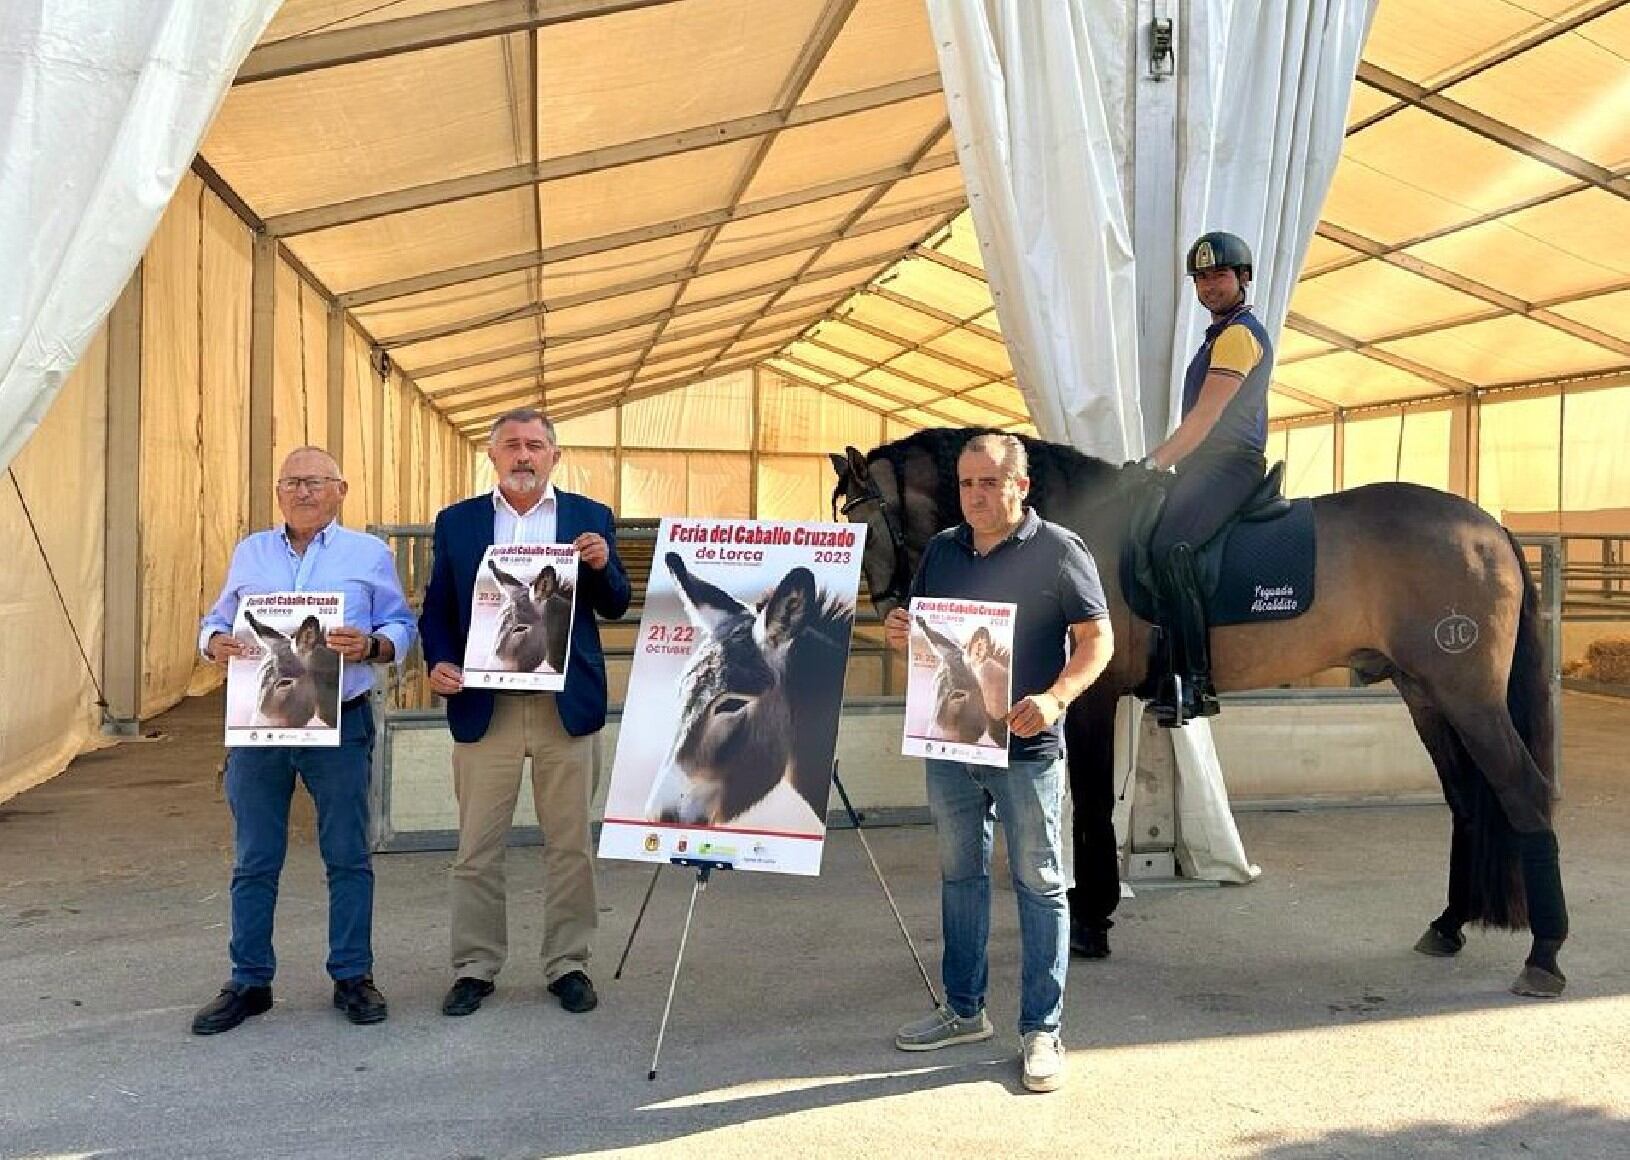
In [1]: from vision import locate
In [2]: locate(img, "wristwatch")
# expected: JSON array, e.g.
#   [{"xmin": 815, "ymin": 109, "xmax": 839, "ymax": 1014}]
[{"xmin": 364, "ymin": 635, "xmax": 382, "ymax": 662}]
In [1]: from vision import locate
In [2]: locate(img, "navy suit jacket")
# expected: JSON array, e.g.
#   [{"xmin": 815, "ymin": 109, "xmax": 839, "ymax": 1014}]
[{"xmin": 419, "ymin": 490, "xmax": 631, "ymax": 742}]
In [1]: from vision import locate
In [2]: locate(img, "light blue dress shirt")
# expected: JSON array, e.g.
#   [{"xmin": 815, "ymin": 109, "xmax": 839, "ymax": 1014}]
[{"xmin": 200, "ymin": 521, "xmax": 417, "ymax": 702}]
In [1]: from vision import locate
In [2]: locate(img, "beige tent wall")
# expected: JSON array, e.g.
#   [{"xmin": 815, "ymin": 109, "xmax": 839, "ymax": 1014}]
[
  {"xmin": 340, "ymin": 325, "xmax": 381, "ymax": 529},
  {"xmin": 470, "ymin": 368, "xmax": 905, "ymax": 522},
  {"xmin": 1562, "ymin": 385, "xmax": 1630, "ymax": 513},
  {"xmin": 139, "ymin": 173, "xmax": 255, "ymax": 716},
  {"xmin": 0, "ymin": 326, "xmax": 109, "ymax": 801},
  {"xmin": 373, "ymin": 370, "xmax": 469, "ymax": 523},
  {"xmin": 1268, "ymin": 379, "xmax": 1630, "ymax": 521},
  {"xmin": 195, "ymin": 191, "xmax": 254, "ymax": 694}
]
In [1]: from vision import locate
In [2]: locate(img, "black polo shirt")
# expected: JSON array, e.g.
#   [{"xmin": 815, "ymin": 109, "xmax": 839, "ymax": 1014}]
[{"xmin": 909, "ymin": 507, "xmax": 1108, "ymax": 762}]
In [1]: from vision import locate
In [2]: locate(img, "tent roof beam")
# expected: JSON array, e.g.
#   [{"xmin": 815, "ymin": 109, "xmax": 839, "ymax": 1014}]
[
  {"xmin": 337, "ymin": 156, "xmax": 960, "ymax": 307},
  {"xmin": 264, "ymin": 73, "xmax": 941, "ymax": 237},
  {"xmin": 236, "ymin": 0, "xmax": 688, "ymax": 85},
  {"xmin": 1284, "ymin": 312, "xmax": 1477, "ymax": 393},
  {"xmin": 381, "ymin": 235, "xmax": 923, "ymax": 351}
]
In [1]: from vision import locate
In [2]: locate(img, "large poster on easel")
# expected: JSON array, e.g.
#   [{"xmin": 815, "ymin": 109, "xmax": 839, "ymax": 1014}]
[{"xmin": 598, "ymin": 518, "xmax": 865, "ymax": 876}]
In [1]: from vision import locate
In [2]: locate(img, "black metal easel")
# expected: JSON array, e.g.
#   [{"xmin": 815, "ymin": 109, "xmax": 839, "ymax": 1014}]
[{"xmin": 613, "ymin": 761, "xmax": 940, "ymax": 1080}]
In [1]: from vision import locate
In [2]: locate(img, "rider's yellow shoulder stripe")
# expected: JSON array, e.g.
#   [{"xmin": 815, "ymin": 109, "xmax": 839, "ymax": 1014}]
[{"xmin": 1210, "ymin": 323, "xmax": 1262, "ymax": 378}]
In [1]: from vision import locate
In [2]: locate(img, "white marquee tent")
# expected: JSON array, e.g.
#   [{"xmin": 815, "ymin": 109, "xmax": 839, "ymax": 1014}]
[{"xmin": 3, "ymin": 0, "xmax": 1627, "ymax": 801}]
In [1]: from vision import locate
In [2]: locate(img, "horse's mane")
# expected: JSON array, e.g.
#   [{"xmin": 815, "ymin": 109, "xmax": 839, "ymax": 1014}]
[{"xmin": 864, "ymin": 427, "xmax": 1121, "ymax": 523}]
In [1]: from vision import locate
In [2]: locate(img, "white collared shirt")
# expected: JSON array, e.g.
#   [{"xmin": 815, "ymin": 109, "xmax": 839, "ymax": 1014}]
[{"xmin": 493, "ymin": 483, "xmax": 558, "ymax": 545}]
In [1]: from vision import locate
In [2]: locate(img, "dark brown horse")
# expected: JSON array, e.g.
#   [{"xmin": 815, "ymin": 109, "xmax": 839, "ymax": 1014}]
[{"xmin": 830, "ymin": 429, "xmax": 1567, "ymax": 997}]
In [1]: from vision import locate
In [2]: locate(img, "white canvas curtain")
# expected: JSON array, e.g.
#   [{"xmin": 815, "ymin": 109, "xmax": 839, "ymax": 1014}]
[
  {"xmin": 925, "ymin": 1, "xmax": 1143, "ymax": 461},
  {"xmin": 1164, "ymin": 0, "xmax": 1377, "ymax": 427},
  {"xmin": 0, "ymin": 1, "xmax": 280, "ymax": 472},
  {"xmin": 930, "ymin": 0, "xmax": 1373, "ymax": 883}
]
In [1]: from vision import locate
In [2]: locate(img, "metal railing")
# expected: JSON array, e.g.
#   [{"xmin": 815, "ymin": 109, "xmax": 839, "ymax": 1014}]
[{"xmin": 1555, "ymin": 533, "xmax": 1630, "ymax": 621}]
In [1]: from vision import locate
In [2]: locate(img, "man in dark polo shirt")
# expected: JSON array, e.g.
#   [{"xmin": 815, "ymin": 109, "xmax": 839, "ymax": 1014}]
[{"xmin": 884, "ymin": 432, "xmax": 1114, "ymax": 1094}]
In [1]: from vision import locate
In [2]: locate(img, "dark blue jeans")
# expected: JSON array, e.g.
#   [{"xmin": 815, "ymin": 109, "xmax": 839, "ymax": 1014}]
[
  {"xmin": 926, "ymin": 757, "xmax": 1069, "ymax": 1035},
  {"xmin": 224, "ymin": 702, "xmax": 376, "ymax": 986}
]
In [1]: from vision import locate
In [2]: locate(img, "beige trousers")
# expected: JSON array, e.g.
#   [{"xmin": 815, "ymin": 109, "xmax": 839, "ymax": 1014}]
[{"xmin": 450, "ymin": 694, "xmax": 596, "ymax": 984}]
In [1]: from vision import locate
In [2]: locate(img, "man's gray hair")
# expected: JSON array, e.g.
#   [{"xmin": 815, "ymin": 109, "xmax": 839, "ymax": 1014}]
[
  {"xmin": 488, "ymin": 408, "xmax": 558, "ymax": 445},
  {"xmin": 961, "ymin": 432, "xmax": 1028, "ymax": 479}
]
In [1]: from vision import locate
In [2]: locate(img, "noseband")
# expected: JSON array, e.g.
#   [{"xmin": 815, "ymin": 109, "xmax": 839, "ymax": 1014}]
[{"xmin": 832, "ymin": 476, "xmax": 914, "ymax": 610}]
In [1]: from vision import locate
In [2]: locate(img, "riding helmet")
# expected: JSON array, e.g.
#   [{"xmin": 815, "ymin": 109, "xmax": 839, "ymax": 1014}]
[{"xmin": 1185, "ymin": 231, "xmax": 1253, "ymax": 280}]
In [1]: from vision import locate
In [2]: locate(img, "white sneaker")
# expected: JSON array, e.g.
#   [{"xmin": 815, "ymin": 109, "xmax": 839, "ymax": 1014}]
[{"xmin": 1021, "ymin": 1030, "xmax": 1066, "ymax": 1092}]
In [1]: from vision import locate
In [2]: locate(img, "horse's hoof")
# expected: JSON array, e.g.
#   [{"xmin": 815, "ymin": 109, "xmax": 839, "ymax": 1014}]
[
  {"xmin": 1413, "ymin": 925, "xmax": 1465, "ymax": 957},
  {"xmin": 1510, "ymin": 964, "xmax": 1566, "ymax": 998}
]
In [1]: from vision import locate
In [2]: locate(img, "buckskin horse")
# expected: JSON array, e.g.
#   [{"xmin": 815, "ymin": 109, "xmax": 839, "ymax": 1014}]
[{"xmin": 830, "ymin": 428, "xmax": 1567, "ymax": 997}]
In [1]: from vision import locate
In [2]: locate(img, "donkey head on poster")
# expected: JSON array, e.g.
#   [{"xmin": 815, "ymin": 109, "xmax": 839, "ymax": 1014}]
[
  {"xmin": 244, "ymin": 609, "xmax": 340, "ymax": 729},
  {"xmin": 488, "ymin": 558, "xmax": 573, "ymax": 674},
  {"xmin": 644, "ymin": 551, "xmax": 849, "ymax": 827}
]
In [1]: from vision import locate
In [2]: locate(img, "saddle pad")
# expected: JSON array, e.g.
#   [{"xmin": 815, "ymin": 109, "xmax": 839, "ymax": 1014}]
[
  {"xmin": 1205, "ymin": 498, "xmax": 1316, "ymax": 626},
  {"xmin": 1122, "ymin": 498, "xmax": 1315, "ymax": 627}
]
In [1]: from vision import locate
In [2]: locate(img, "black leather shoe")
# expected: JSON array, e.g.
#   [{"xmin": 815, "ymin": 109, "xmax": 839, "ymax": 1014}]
[
  {"xmin": 1070, "ymin": 926, "xmax": 1111, "ymax": 960},
  {"xmin": 441, "ymin": 976, "xmax": 495, "ymax": 1017},
  {"xmin": 547, "ymin": 970, "xmax": 598, "ymax": 1013},
  {"xmin": 333, "ymin": 976, "xmax": 388, "ymax": 1025},
  {"xmin": 191, "ymin": 983, "xmax": 273, "ymax": 1035}
]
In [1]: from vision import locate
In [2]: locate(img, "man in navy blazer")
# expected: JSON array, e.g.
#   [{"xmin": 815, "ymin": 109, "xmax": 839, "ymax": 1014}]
[{"xmin": 420, "ymin": 408, "xmax": 630, "ymax": 1017}]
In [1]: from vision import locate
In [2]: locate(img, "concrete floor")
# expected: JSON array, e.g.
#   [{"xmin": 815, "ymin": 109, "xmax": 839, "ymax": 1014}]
[{"xmin": 1, "ymin": 692, "xmax": 1627, "ymax": 1159}]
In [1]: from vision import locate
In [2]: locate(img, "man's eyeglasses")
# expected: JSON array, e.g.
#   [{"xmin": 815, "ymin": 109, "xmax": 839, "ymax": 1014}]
[{"xmin": 276, "ymin": 476, "xmax": 341, "ymax": 493}]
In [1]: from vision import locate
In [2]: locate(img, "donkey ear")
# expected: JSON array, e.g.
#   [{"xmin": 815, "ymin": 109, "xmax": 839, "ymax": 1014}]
[
  {"xmin": 666, "ymin": 551, "xmax": 745, "ymax": 636},
  {"xmin": 532, "ymin": 564, "xmax": 558, "ymax": 599},
  {"xmin": 488, "ymin": 558, "xmax": 522, "ymax": 589},
  {"xmin": 760, "ymin": 566, "xmax": 817, "ymax": 646},
  {"xmin": 295, "ymin": 616, "xmax": 323, "ymax": 649},
  {"xmin": 827, "ymin": 452, "xmax": 850, "ymax": 481}
]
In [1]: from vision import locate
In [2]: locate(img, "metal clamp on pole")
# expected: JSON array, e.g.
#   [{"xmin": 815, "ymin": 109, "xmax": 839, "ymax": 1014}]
[{"xmin": 1149, "ymin": 15, "xmax": 1175, "ymax": 81}]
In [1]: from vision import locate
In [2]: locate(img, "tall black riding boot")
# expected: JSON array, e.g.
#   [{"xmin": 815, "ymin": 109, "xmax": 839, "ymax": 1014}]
[
  {"xmin": 1162, "ymin": 544, "xmax": 1220, "ymax": 726},
  {"xmin": 1149, "ymin": 551, "xmax": 1188, "ymax": 727}
]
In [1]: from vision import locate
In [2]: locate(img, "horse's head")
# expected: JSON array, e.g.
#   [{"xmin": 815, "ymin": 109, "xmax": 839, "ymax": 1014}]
[
  {"xmin": 829, "ymin": 445, "xmax": 915, "ymax": 617},
  {"xmin": 645, "ymin": 554, "xmax": 814, "ymax": 826}
]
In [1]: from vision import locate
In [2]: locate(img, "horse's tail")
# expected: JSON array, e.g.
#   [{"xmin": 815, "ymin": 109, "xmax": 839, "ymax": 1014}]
[
  {"xmin": 1452, "ymin": 532, "xmax": 1555, "ymax": 930},
  {"xmin": 1504, "ymin": 530, "xmax": 1558, "ymax": 802}
]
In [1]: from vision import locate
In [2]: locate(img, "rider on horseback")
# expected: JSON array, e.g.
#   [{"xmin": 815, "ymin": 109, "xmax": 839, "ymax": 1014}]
[{"xmin": 1137, "ymin": 231, "xmax": 1275, "ymax": 726}]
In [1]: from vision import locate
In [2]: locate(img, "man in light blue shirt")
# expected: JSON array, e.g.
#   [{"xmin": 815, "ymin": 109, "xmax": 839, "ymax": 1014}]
[{"xmin": 192, "ymin": 446, "xmax": 416, "ymax": 1035}]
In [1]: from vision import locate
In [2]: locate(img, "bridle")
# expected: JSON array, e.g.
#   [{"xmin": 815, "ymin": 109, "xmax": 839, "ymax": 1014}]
[{"xmin": 832, "ymin": 469, "xmax": 914, "ymax": 612}]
